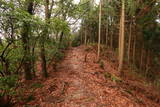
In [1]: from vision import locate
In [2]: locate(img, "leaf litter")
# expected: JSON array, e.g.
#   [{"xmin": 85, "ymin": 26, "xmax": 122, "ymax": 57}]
[{"xmin": 14, "ymin": 46, "xmax": 160, "ymax": 107}]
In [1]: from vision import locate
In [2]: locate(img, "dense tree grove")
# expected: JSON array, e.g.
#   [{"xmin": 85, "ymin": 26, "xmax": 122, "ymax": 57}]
[
  {"xmin": 79, "ymin": 0, "xmax": 160, "ymax": 87},
  {"xmin": 0, "ymin": 0, "xmax": 160, "ymax": 106}
]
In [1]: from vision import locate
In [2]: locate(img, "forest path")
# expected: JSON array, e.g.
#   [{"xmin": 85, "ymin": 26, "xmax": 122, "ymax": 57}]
[
  {"xmin": 43, "ymin": 46, "xmax": 142, "ymax": 107},
  {"xmin": 24, "ymin": 46, "xmax": 159, "ymax": 107}
]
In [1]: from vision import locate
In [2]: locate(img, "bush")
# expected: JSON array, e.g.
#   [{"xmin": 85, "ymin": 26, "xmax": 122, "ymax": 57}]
[
  {"xmin": 72, "ymin": 36, "xmax": 80, "ymax": 47},
  {"xmin": 54, "ymin": 51, "xmax": 64, "ymax": 61},
  {"xmin": 0, "ymin": 75, "xmax": 18, "ymax": 97},
  {"xmin": 0, "ymin": 75, "xmax": 18, "ymax": 106}
]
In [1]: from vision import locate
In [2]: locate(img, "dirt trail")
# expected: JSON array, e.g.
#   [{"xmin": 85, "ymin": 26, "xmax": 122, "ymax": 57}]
[{"xmin": 23, "ymin": 46, "xmax": 159, "ymax": 107}]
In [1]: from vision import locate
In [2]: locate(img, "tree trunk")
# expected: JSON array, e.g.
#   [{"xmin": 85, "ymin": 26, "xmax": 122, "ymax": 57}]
[
  {"xmin": 140, "ymin": 45, "xmax": 144, "ymax": 71},
  {"xmin": 106, "ymin": 22, "xmax": 108, "ymax": 46},
  {"xmin": 97, "ymin": 0, "xmax": 102, "ymax": 60},
  {"xmin": 40, "ymin": 0, "xmax": 52, "ymax": 78},
  {"xmin": 21, "ymin": 0, "xmax": 34, "ymax": 80},
  {"xmin": 118, "ymin": 0, "xmax": 125, "ymax": 72},
  {"xmin": 31, "ymin": 38, "xmax": 37, "ymax": 77},
  {"xmin": 118, "ymin": 13, "xmax": 122, "ymax": 60},
  {"xmin": 133, "ymin": 29, "xmax": 136, "ymax": 65},
  {"xmin": 59, "ymin": 32, "xmax": 64, "ymax": 48},
  {"xmin": 128, "ymin": 21, "xmax": 132, "ymax": 63},
  {"xmin": 84, "ymin": 27, "xmax": 87, "ymax": 45},
  {"xmin": 40, "ymin": 41, "xmax": 48, "ymax": 77},
  {"xmin": 110, "ymin": 26, "xmax": 113, "ymax": 50},
  {"xmin": 145, "ymin": 50, "xmax": 150, "ymax": 77}
]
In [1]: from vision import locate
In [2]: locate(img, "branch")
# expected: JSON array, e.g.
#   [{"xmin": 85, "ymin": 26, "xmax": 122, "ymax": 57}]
[
  {"xmin": 15, "ymin": 55, "xmax": 25, "ymax": 74},
  {"xmin": 49, "ymin": 0, "xmax": 55, "ymax": 17},
  {"xmin": 68, "ymin": 7, "xmax": 90, "ymax": 25},
  {"xmin": 136, "ymin": 0, "xmax": 157, "ymax": 20},
  {"xmin": 0, "ymin": 70, "xmax": 5, "ymax": 77},
  {"xmin": 0, "ymin": 41, "xmax": 12, "ymax": 58}
]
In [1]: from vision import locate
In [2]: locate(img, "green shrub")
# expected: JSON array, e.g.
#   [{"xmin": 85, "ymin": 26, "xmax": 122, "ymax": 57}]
[
  {"xmin": 54, "ymin": 51, "xmax": 64, "ymax": 61},
  {"xmin": 0, "ymin": 75, "xmax": 18, "ymax": 97},
  {"xmin": 72, "ymin": 36, "xmax": 80, "ymax": 47}
]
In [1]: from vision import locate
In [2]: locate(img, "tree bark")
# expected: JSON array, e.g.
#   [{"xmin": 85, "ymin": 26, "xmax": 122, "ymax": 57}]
[
  {"xmin": 128, "ymin": 21, "xmax": 132, "ymax": 63},
  {"xmin": 106, "ymin": 21, "xmax": 108, "ymax": 46},
  {"xmin": 21, "ymin": 0, "xmax": 34, "ymax": 80},
  {"xmin": 140, "ymin": 45, "xmax": 144, "ymax": 71},
  {"xmin": 133, "ymin": 29, "xmax": 136, "ymax": 65},
  {"xmin": 84, "ymin": 27, "xmax": 87, "ymax": 45},
  {"xmin": 97, "ymin": 0, "xmax": 102, "ymax": 60},
  {"xmin": 118, "ymin": 0, "xmax": 125, "ymax": 72},
  {"xmin": 40, "ymin": 0, "xmax": 54, "ymax": 78}
]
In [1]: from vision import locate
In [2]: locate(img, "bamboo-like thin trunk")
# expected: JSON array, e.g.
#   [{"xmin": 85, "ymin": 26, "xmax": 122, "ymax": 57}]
[
  {"xmin": 81, "ymin": 31, "xmax": 83, "ymax": 44},
  {"xmin": 145, "ymin": 50, "xmax": 150, "ymax": 77},
  {"xmin": 118, "ymin": 0, "xmax": 125, "ymax": 72},
  {"xmin": 84, "ymin": 28, "xmax": 87, "ymax": 45},
  {"xmin": 97, "ymin": 0, "xmax": 102, "ymax": 60},
  {"xmin": 106, "ymin": 23, "xmax": 108, "ymax": 46},
  {"xmin": 128, "ymin": 22, "xmax": 132, "ymax": 63},
  {"xmin": 140, "ymin": 45, "xmax": 144, "ymax": 71},
  {"xmin": 119, "ymin": 14, "xmax": 122, "ymax": 60},
  {"xmin": 110, "ymin": 31, "xmax": 113, "ymax": 50},
  {"xmin": 133, "ymin": 31, "xmax": 136, "ymax": 65}
]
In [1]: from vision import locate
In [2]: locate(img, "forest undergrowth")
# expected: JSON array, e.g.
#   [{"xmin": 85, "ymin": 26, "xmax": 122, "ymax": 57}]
[{"xmin": 14, "ymin": 45, "xmax": 160, "ymax": 107}]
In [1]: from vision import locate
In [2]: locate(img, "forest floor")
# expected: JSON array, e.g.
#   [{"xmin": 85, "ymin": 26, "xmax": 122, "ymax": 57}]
[{"xmin": 15, "ymin": 46, "xmax": 160, "ymax": 107}]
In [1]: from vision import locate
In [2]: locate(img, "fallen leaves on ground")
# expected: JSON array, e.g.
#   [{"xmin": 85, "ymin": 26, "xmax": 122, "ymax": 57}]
[{"xmin": 14, "ymin": 46, "xmax": 160, "ymax": 107}]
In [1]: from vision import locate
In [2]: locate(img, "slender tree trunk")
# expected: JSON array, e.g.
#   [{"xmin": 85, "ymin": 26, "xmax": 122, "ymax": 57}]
[
  {"xmin": 31, "ymin": 48, "xmax": 36, "ymax": 77},
  {"xmin": 133, "ymin": 30, "xmax": 136, "ymax": 65},
  {"xmin": 118, "ymin": 13, "xmax": 122, "ymax": 60},
  {"xmin": 140, "ymin": 45, "xmax": 144, "ymax": 71},
  {"xmin": 84, "ymin": 27, "xmax": 87, "ymax": 45},
  {"xmin": 21, "ymin": 0, "xmax": 34, "ymax": 80},
  {"xmin": 145, "ymin": 50, "xmax": 150, "ymax": 77},
  {"xmin": 31, "ymin": 38, "xmax": 37, "ymax": 77},
  {"xmin": 118, "ymin": 0, "xmax": 125, "ymax": 72},
  {"xmin": 81, "ymin": 31, "xmax": 83, "ymax": 44},
  {"xmin": 106, "ymin": 21, "xmax": 108, "ymax": 46},
  {"xmin": 110, "ymin": 26, "xmax": 113, "ymax": 50},
  {"xmin": 59, "ymin": 32, "xmax": 64, "ymax": 47},
  {"xmin": 128, "ymin": 21, "xmax": 132, "ymax": 63},
  {"xmin": 40, "ymin": 0, "xmax": 52, "ymax": 78},
  {"xmin": 97, "ymin": 0, "xmax": 102, "ymax": 60},
  {"xmin": 40, "ymin": 41, "xmax": 48, "ymax": 77},
  {"xmin": 59, "ymin": 16, "xmax": 66, "ymax": 47}
]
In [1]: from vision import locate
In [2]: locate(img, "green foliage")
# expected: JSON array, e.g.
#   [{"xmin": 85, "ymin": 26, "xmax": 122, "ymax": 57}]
[
  {"xmin": 0, "ymin": 75, "xmax": 18, "ymax": 97},
  {"xmin": 126, "ymin": 0, "xmax": 137, "ymax": 16},
  {"xmin": 72, "ymin": 35, "xmax": 81, "ymax": 47},
  {"xmin": 54, "ymin": 50, "xmax": 65, "ymax": 61},
  {"xmin": 45, "ymin": 40, "xmax": 65, "ymax": 62},
  {"xmin": 143, "ymin": 25, "xmax": 160, "ymax": 52},
  {"xmin": 50, "ymin": 18, "xmax": 70, "ymax": 35}
]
